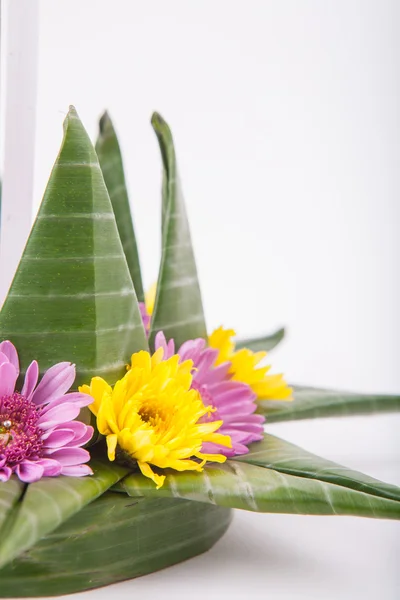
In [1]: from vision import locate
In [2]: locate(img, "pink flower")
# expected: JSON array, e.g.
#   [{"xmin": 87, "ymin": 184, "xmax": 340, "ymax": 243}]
[
  {"xmin": 0, "ymin": 341, "xmax": 93, "ymax": 483},
  {"xmin": 154, "ymin": 332, "xmax": 265, "ymax": 457}
]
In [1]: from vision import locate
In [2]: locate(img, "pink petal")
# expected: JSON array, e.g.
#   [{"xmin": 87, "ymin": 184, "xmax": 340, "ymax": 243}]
[
  {"xmin": 41, "ymin": 429, "xmax": 76, "ymax": 448},
  {"xmin": 0, "ymin": 466, "xmax": 12, "ymax": 482},
  {"xmin": 155, "ymin": 331, "xmax": 175, "ymax": 359},
  {"xmin": 31, "ymin": 362, "xmax": 76, "ymax": 406},
  {"xmin": 38, "ymin": 403, "xmax": 80, "ymax": 429},
  {"xmin": 61, "ymin": 464, "xmax": 93, "ymax": 477},
  {"xmin": 48, "ymin": 447, "xmax": 90, "ymax": 465},
  {"xmin": 0, "ymin": 341, "xmax": 19, "ymax": 376},
  {"xmin": 197, "ymin": 362, "xmax": 231, "ymax": 385},
  {"xmin": 35, "ymin": 458, "xmax": 62, "ymax": 477},
  {"xmin": 42, "ymin": 392, "xmax": 93, "ymax": 414},
  {"xmin": 65, "ymin": 425, "xmax": 93, "ymax": 448},
  {"xmin": 0, "ymin": 352, "xmax": 11, "ymax": 367},
  {"xmin": 0, "ymin": 363, "xmax": 18, "ymax": 397},
  {"xmin": 21, "ymin": 361, "xmax": 39, "ymax": 401},
  {"xmin": 15, "ymin": 460, "xmax": 44, "ymax": 483}
]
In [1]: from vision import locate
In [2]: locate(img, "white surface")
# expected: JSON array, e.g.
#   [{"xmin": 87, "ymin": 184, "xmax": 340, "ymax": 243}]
[
  {"xmin": 8, "ymin": 1, "xmax": 400, "ymax": 598},
  {"xmin": 0, "ymin": 0, "xmax": 38, "ymax": 304}
]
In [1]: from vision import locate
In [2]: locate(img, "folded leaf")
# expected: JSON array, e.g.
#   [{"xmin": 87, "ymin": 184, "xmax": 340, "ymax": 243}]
[
  {"xmin": 117, "ymin": 461, "xmax": 400, "ymax": 520},
  {"xmin": 149, "ymin": 113, "xmax": 207, "ymax": 348},
  {"xmin": 259, "ymin": 385, "xmax": 400, "ymax": 422},
  {"xmin": 236, "ymin": 434, "xmax": 400, "ymax": 502},
  {"xmin": 236, "ymin": 327, "xmax": 285, "ymax": 353},
  {"xmin": 95, "ymin": 112, "xmax": 144, "ymax": 302},
  {"xmin": 0, "ymin": 494, "xmax": 231, "ymax": 597},
  {"xmin": 0, "ymin": 106, "xmax": 148, "ymax": 386},
  {"xmin": 0, "ymin": 460, "xmax": 128, "ymax": 569}
]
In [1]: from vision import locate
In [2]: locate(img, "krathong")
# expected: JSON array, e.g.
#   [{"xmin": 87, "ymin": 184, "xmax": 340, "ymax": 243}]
[{"xmin": 0, "ymin": 106, "xmax": 398, "ymax": 597}]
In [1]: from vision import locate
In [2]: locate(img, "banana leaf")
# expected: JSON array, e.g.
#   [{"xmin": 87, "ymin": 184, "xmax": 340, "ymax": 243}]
[
  {"xmin": 259, "ymin": 385, "xmax": 400, "ymax": 422},
  {"xmin": 0, "ymin": 479, "xmax": 24, "ymax": 532},
  {"xmin": 95, "ymin": 112, "xmax": 145, "ymax": 302},
  {"xmin": 236, "ymin": 327, "xmax": 285, "ymax": 352},
  {"xmin": 0, "ymin": 106, "xmax": 147, "ymax": 387},
  {"xmin": 235, "ymin": 434, "xmax": 400, "ymax": 502},
  {"xmin": 149, "ymin": 113, "xmax": 207, "ymax": 348},
  {"xmin": 0, "ymin": 461, "xmax": 128, "ymax": 569},
  {"xmin": 117, "ymin": 459, "xmax": 400, "ymax": 520},
  {"xmin": 0, "ymin": 493, "xmax": 231, "ymax": 597}
]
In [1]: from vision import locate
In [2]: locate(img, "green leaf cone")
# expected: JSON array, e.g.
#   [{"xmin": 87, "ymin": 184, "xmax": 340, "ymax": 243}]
[
  {"xmin": 117, "ymin": 460, "xmax": 400, "ymax": 520},
  {"xmin": 0, "ymin": 461, "xmax": 128, "ymax": 571},
  {"xmin": 149, "ymin": 113, "xmax": 207, "ymax": 348},
  {"xmin": 259, "ymin": 385, "xmax": 400, "ymax": 422},
  {"xmin": 236, "ymin": 434, "xmax": 400, "ymax": 502},
  {"xmin": 95, "ymin": 111, "xmax": 145, "ymax": 302},
  {"xmin": 236, "ymin": 327, "xmax": 285, "ymax": 353},
  {"xmin": 0, "ymin": 494, "xmax": 231, "ymax": 597},
  {"xmin": 0, "ymin": 106, "xmax": 148, "ymax": 386}
]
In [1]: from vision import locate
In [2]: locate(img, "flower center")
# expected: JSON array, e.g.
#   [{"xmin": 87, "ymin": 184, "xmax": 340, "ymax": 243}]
[{"xmin": 0, "ymin": 393, "xmax": 43, "ymax": 465}]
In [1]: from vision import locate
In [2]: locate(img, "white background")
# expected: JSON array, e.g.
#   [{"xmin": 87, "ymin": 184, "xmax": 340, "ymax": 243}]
[{"xmin": 6, "ymin": 1, "xmax": 400, "ymax": 598}]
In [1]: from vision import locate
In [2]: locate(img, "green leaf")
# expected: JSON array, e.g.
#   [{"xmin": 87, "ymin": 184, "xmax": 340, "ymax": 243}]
[
  {"xmin": 259, "ymin": 385, "xmax": 400, "ymax": 422},
  {"xmin": 0, "ymin": 479, "xmax": 24, "ymax": 532},
  {"xmin": 95, "ymin": 112, "xmax": 144, "ymax": 302},
  {"xmin": 0, "ymin": 460, "xmax": 128, "ymax": 569},
  {"xmin": 149, "ymin": 113, "xmax": 207, "ymax": 348},
  {"xmin": 236, "ymin": 327, "xmax": 285, "ymax": 353},
  {"xmin": 0, "ymin": 494, "xmax": 231, "ymax": 597},
  {"xmin": 236, "ymin": 434, "xmax": 400, "ymax": 502},
  {"xmin": 117, "ymin": 461, "xmax": 400, "ymax": 520},
  {"xmin": 0, "ymin": 106, "xmax": 148, "ymax": 387}
]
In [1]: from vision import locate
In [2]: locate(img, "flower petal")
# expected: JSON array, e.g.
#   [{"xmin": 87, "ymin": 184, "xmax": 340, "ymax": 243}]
[
  {"xmin": 0, "ymin": 466, "xmax": 12, "ymax": 482},
  {"xmin": 0, "ymin": 341, "xmax": 19, "ymax": 375},
  {"xmin": 31, "ymin": 362, "xmax": 76, "ymax": 406},
  {"xmin": 35, "ymin": 458, "xmax": 62, "ymax": 477},
  {"xmin": 61, "ymin": 464, "xmax": 93, "ymax": 477},
  {"xmin": 41, "ymin": 392, "xmax": 93, "ymax": 414},
  {"xmin": 48, "ymin": 447, "xmax": 90, "ymax": 466},
  {"xmin": 0, "ymin": 363, "xmax": 18, "ymax": 397},
  {"xmin": 38, "ymin": 403, "xmax": 80, "ymax": 429},
  {"xmin": 15, "ymin": 460, "xmax": 44, "ymax": 483},
  {"xmin": 41, "ymin": 429, "xmax": 76, "ymax": 448},
  {"xmin": 21, "ymin": 360, "xmax": 39, "ymax": 401}
]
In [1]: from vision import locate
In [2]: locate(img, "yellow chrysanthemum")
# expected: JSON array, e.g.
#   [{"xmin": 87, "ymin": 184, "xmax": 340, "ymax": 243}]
[
  {"xmin": 80, "ymin": 348, "xmax": 231, "ymax": 488},
  {"xmin": 208, "ymin": 326, "xmax": 292, "ymax": 401}
]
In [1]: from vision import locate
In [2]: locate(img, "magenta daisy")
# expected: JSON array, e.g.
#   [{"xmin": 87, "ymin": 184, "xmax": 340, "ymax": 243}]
[
  {"xmin": 0, "ymin": 340, "xmax": 93, "ymax": 483},
  {"xmin": 154, "ymin": 332, "xmax": 265, "ymax": 456}
]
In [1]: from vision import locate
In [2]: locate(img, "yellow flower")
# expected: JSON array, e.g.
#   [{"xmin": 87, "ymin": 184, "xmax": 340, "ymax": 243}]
[
  {"xmin": 208, "ymin": 326, "xmax": 292, "ymax": 401},
  {"xmin": 80, "ymin": 348, "xmax": 231, "ymax": 488}
]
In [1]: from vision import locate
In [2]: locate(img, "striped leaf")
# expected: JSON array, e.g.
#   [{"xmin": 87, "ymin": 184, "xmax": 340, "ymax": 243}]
[
  {"xmin": 0, "ymin": 479, "xmax": 24, "ymax": 532},
  {"xmin": 0, "ymin": 494, "xmax": 231, "ymax": 597},
  {"xmin": 117, "ymin": 461, "xmax": 400, "ymax": 520},
  {"xmin": 259, "ymin": 385, "xmax": 400, "ymax": 422},
  {"xmin": 149, "ymin": 113, "xmax": 207, "ymax": 349},
  {"xmin": 95, "ymin": 112, "xmax": 144, "ymax": 302},
  {"xmin": 0, "ymin": 106, "xmax": 148, "ymax": 387},
  {"xmin": 236, "ymin": 327, "xmax": 285, "ymax": 353},
  {"xmin": 0, "ymin": 460, "xmax": 128, "ymax": 569},
  {"xmin": 236, "ymin": 434, "xmax": 400, "ymax": 502}
]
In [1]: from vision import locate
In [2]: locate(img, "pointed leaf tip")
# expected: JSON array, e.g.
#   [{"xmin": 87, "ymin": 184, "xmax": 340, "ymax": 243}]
[
  {"xmin": 151, "ymin": 111, "xmax": 168, "ymax": 132},
  {"xmin": 99, "ymin": 110, "xmax": 111, "ymax": 135}
]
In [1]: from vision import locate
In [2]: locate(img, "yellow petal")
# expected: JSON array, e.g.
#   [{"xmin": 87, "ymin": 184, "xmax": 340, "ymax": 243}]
[
  {"xmin": 138, "ymin": 461, "xmax": 165, "ymax": 489},
  {"xmin": 106, "ymin": 434, "xmax": 118, "ymax": 461}
]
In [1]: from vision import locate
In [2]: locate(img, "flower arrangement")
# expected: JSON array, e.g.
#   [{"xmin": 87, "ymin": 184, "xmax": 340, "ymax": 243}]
[{"xmin": 0, "ymin": 106, "xmax": 398, "ymax": 597}]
